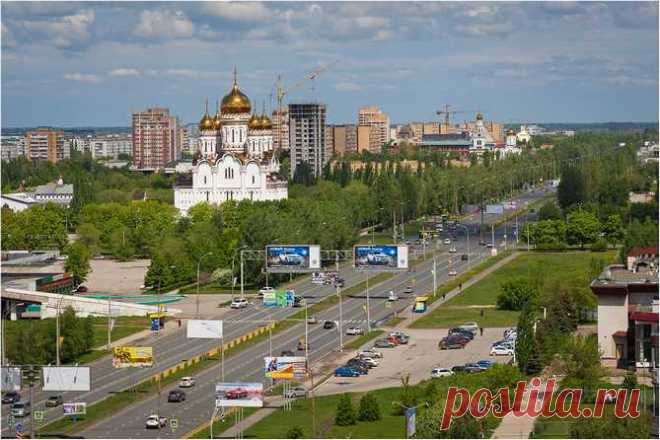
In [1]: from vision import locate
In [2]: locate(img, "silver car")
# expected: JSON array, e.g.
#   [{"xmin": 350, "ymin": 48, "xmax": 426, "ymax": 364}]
[{"xmin": 285, "ymin": 386, "xmax": 307, "ymax": 398}]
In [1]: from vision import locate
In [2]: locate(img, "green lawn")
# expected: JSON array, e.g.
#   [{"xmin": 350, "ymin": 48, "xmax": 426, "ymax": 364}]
[
  {"xmin": 412, "ymin": 251, "xmax": 616, "ymax": 329},
  {"xmin": 344, "ymin": 330, "xmax": 384, "ymax": 350}
]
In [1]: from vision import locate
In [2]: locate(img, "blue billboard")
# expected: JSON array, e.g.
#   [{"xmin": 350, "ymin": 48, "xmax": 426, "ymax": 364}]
[
  {"xmin": 265, "ymin": 245, "xmax": 320, "ymax": 273},
  {"xmin": 353, "ymin": 245, "xmax": 409, "ymax": 271}
]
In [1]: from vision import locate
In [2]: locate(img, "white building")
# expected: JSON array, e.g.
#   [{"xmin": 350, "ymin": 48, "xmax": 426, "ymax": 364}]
[
  {"xmin": 516, "ymin": 125, "xmax": 532, "ymax": 143},
  {"xmin": 469, "ymin": 113, "xmax": 496, "ymax": 155},
  {"xmin": 500, "ymin": 128, "xmax": 522, "ymax": 157},
  {"xmin": 174, "ymin": 70, "xmax": 287, "ymax": 215},
  {"xmin": 1, "ymin": 136, "xmax": 26, "ymax": 161},
  {"xmin": 1, "ymin": 176, "xmax": 74, "ymax": 212}
]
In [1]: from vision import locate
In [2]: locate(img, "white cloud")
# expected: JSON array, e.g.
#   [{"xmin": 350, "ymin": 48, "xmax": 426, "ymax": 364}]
[
  {"xmin": 334, "ymin": 82, "xmax": 362, "ymax": 92},
  {"xmin": 20, "ymin": 9, "xmax": 95, "ymax": 50},
  {"xmin": 202, "ymin": 2, "xmax": 270, "ymax": 21},
  {"xmin": 134, "ymin": 10, "xmax": 193, "ymax": 40},
  {"xmin": 164, "ymin": 69, "xmax": 219, "ymax": 79},
  {"xmin": 63, "ymin": 73, "xmax": 100, "ymax": 84},
  {"xmin": 110, "ymin": 68, "xmax": 140, "ymax": 77}
]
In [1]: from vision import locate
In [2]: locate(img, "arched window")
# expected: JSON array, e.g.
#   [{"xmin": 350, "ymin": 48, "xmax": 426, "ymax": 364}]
[{"xmin": 252, "ymin": 175, "xmax": 255, "ymax": 184}]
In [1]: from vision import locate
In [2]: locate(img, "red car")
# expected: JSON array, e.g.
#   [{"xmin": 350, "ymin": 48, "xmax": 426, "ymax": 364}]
[{"xmin": 225, "ymin": 388, "xmax": 248, "ymax": 399}]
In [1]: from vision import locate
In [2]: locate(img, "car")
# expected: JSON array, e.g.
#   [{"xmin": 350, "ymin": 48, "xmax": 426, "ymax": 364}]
[
  {"xmin": 225, "ymin": 388, "xmax": 248, "ymax": 399},
  {"xmin": 168, "ymin": 390, "xmax": 186, "ymax": 402},
  {"xmin": 297, "ymin": 340, "xmax": 310, "ymax": 351},
  {"xmin": 359, "ymin": 357, "xmax": 380, "ymax": 367},
  {"xmin": 503, "ymin": 328, "xmax": 516, "ymax": 338},
  {"xmin": 292, "ymin": 296, "xmax": 305, "ymax": 308},
  {"xmin": 2, "ymin": 391, "xmax": 20, "ymax": 405},
  {"xmin": 459, "ymin": 322, "xmax": 479, "ymax": 334},
  {"xmin": 464, "ymin": 363, "xmax": 483, "ymax": 373},
  {"xmin": 374, "ymin": 338, "xmax": 395, "ymax": 348},
  {"xmin": 345, "ymin": 362, "xmax": 369, "ymax": 375},
  {"xmin": 335, "ymin": 367, "xmax": 360, "ymax": 377},
  {"xmin": 230, "ymin": 298, "xmax": 248, "ymax": 309},
  {"xmin": 478, "ymin": 240, "xmax": 487, "ymax": 246},
  {"xmin": 179, "ymin": 376, "xmax": 195, "ymax": 388},
  {"xmin": 490, "ymin": 346, "xmax": 515, "ymax": 356},
  {"xmin": 439, "ymin": 335, "xmax": 469, "ymax": 350},
  {"xmin": 449, "ymin": 247, "xmax": 457, "ymax": 253},
  {"xmin": 449, "ymin": 328, "xmax": 474, "ymax": 340},
  {"xmin": 11, "ymin": 401, "xmax": 31, "ymax": 418},
  {"xmin": 486, "ymin": 243, "xmax": 494, "ymax": 248},
  {"xmin": 461, "ymin": 254, "xmax": 469, "ymax": 261},
  {"xmin": 346, "ymin": 326, "xmax": 364, "ymax": 336},
  {"xmin": 74, "ymin": 285, "xmax": 88, "ymax": 293},
  {"xmin": 279, "ymin": 252, "xmax": 304, "ymax": 265},
  {"xmin": 347, "ymin": 358, "xmax": 372, "ymax": 369},
  {"xmin": 145, "ymin": 414, "xmax": 167, "ymax": 429},
  {"xmin": 448, "ymin": 270, "xmax": 457, "ymax": 276},
  {"xmin": 431, "ymin": 368, "xmax": 453, "ymax": 378},
  {"xmin": 334, "ymin": 278, "xmax": 345, "ymax": 288},
  {"xmin": 403, "ymin": 286, "xmax": 413, "ymax": 294},
  {"xmin": 476, "ymin": 360, "xmax": 495, "ymax": 369},
  {"xmin": 358, "ymin": 349, "xmax": 383, "ymax": 359},
  {"xmin": 389, "ymin": 331, "xmax": 410, "ymax": 344},
  {"xmin": 451, "ymin": 365, "xmax": 467, "ymax": 373},
  {"xmin": 307, "ymin": 315, "xmax": 318, "ymax": 325},
  {"xmin": 323, "ymin": 320, "xmax": 336, "ymax": 329},
  {"xmin": 281, "ymin": 350, "xmax": 295, "ymax": 357},
  {"xmin": 387, "ymin": 291, "xmax": 399, "ymax": 301},
  {"xmin": 258, "ymin": 286, "xmax": 274, "ymax": 297},
  {"xmin": 444, "ymin": 238, "xmax": 451, "ymax": 245},
  {"xmin": 285, "ymin": 386, "xmax": 308, "ymax": 398},
  {"xmin": 45, "ymin": 395, "xmax": 63, "ymax": 407}
]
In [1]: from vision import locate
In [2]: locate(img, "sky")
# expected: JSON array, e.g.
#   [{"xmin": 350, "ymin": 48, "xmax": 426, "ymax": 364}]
[{"xmin": 1, "ymin": 1, "xmax": 658, "ymax": 127}]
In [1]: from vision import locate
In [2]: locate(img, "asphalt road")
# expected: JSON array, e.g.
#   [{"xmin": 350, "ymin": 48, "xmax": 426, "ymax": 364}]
[{"xmin": 73, "ymin": 188, "xmax": 549, "ymax": 438}]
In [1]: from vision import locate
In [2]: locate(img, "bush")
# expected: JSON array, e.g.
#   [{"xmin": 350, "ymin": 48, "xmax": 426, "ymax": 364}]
[
  {"xmin": 590, "ymin": 238, "xmax": 607, "ymax": 252},
  {"xmin": 496, "ymin": 279, "xmax": 538, "ymax": 311},
  {"xmin": 334, "ymin": 393, "xmax": 356, "ymax": 426},
  {"xmin": 622, "ymin": 371, "xmax": 638, "ymax": 390},
  {"xmin": 357, "ymin": 392, "xmax": 381, "ymax": 422},
  {"xmin": 286, "ymin": 426, "xmax": 304, "ymax": 438}
]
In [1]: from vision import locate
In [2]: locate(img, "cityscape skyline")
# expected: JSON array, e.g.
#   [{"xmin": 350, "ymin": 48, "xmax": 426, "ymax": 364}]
[{"xmin": 2, "ymin": 1, "xmax": 659, "ymax": 127}]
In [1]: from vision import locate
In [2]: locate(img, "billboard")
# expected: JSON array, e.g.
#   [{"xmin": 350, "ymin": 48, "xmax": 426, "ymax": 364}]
[
  {"xmin": 265, "ymin": 245, "xmax": 321, "ymax": 273},
  {"xmin": 215, "ymin": 382, "xmax": 263, "ymax": 408},
  {"xmin": 42, "ymin": 366, "xmax": 91, "ymax": 392},
  {"xmin": 112, "ymin": 346, "xmax": 154, "ymax": 368},
  {"xmin": 353, "ymin": 245, "xmax": 409, "ymax": 271},
  {"xmin": 486, "ymin": 204, "xmax": 504, "ymax": 214},
  {"xmin": 264, "ymin": 357, "xmax": 308, "ymax": 379},
  {"xmin": 63, "ymin": 402, "xmax": 87, "ymax": 415},
  {"xmin": 1, "ymin": 367, "xmax": 21, "ymax": 392},
  {"xmin": 187, "ymin": 320, "xmax": 223, "ymax": 339},
  {"xmin": 263, "ymin": 290, "xmax": 295, "ymax": 308}
]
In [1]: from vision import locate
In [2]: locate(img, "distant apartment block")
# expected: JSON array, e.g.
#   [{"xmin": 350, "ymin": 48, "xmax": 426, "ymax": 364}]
[
  {"xmin": 289, "ymin": 103, "xmax": 328, "ymax": 178},
  {"xmin": 25, "ymin": 128, "xmax": 69, "ymax": 163},
  {"xmin": 132, "ymin": 107, "xmax": 182, "ymax": 169},
  {"xmin": 358, "ymin": 106, "xmax": 390, "ymax": 153},
  {"xmin": 328, "ymin": 124, "xmax": 357, "ymax": 156},
  {"xmin": 1, "ymin": 136, "xmax": 26, "ymax": 161},
  {"xmin": 272, "ymin": 108, "xmax": 290, "ymax": 151}
]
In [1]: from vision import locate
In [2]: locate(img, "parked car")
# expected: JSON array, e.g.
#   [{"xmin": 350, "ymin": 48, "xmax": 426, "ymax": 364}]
[
  {"xmin": 449, "ymin": 247, "xmax": 457, "ymax": 253},
  {"xmin": 492, "ymin": 340, "xmax": 514, "ymax": 350},
  {"xmin": 403, "ymin": 286, "xmax": 414, "ymax": 294},
  {"xmin": 323, "ymin": 320, "xmax": 336, "ymax": 329},
  {"xmin": 358, "ymin": 349, "xmax": 383, "ymax": 359},
  {"xmin": 359, "ymin": 357, "xmax": 380, "ymax": 367},
  {"xmin": 258, "ymin": 286, "xmax": 274, "ymax": 297},
  {"xmin": 45, "ymin": 395, "xmax": 63, "ymax": 407},
  {"xmin": 449, "ymin": 328, "xmax": 474, "ymax": 340},
  {"xmin": 461, "ymin": 254, "xmax": 469, "ymax": 261},
  {"xmin": 448, "ymin": 270, "xmax": 458, "ymax": 276},
  {"xmin": 374, "ymin": 338, "xmax": 395, "ymax": 348},
  {"xmin": 439, "ymin": 335, "xmax": 468, "ymax": 350},
  {"xmin": 168, "ymin": 390, "xmax": 186, "ymax": 402},
  {"xmin": 285, "ymin": 386, "xmax": 308, "ymax": 398},
  {"xmin": 11, "ymin": 401, "xmax": 31, "ymax": 418},
  {"xmin": 226, "ymin": 388, "xmax": 249, "ymax": 399},
  {"xmin": 387, "ymin": 291, "xmax": 399, "ymax": 301},
  {"xmin": 145, "ymin": 415, "xmax": 167, "ymax": 429},
  {"xmin": 345, "ymin": 362, "xmax": 369, "ymax": 375},
  {"xmin": 444, "ymin": 238, "xmax": 451, "ymax": 245},
  {"xmin": 389, "ymin": 331, "xmax": 410, "ymax": 344},
  {"xmin": 490, "ymin": 345, "xmax": 514, "ymax": 356},
  {"xmin": 281, "ymin": 350, "xmax": 295, "ymax": 357},
  {"xmin": 346, "ymin": 326, "xmax": 364, "ymax": 336},
  {"xmin": 431, "ymin": 368, "xmax": 453, "ymax": 378},
  {"xmin": 2, "ymin": 391, "xmax": 20, "ymax": 405},
  {"xmin": 451, "ymin": 365, "xmax": 467, "ymax": 373},
  {"xmin": 335, "ymin": 367, "xmax": 360, "ymax": 377},
  {"xmin": 179, "ymin": 377, "xmax": 195, "ymax": 388},
  {"xmin": 464, "ymin": 363, "xmax": 483, "ymax": 373},
  {"xmin": 307, "ymin": 315, "xmax": 318, "ymax": 325},
  {"xmin": 476, "ymin": 360, "xmax": 495, "ymax": 369},
  {"xmin": 459, "ymin": 322, "xmax": 479, "ymax": 335},
  {"xmin": 230, "ymin": 298, "xmax": 248, "ymax": 309}
]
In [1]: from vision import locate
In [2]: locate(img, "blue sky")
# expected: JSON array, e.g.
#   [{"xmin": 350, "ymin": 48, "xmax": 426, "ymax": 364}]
[{"xmin": 2, "ymin": 1, "xmax": 658, "ymax": 127}]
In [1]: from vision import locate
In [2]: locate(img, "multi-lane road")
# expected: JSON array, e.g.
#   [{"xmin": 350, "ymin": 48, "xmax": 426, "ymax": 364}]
[{"xmin": 1, "ymin": 186, "xmax": 551, "ymax": 438}]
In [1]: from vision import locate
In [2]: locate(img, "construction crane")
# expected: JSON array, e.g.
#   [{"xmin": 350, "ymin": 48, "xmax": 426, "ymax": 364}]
[
  {"xmin": 273, "ymin": 60, "xmax": 338, "ymax": 149},
  {"xmin": 436, "ymin": 104, "xmax": 482, "ymax": 130}
]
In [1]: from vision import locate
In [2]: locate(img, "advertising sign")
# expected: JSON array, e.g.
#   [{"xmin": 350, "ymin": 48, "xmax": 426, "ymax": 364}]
[
  {"xmin": 353, "ymin": 245, "xmax": 409, "ymax": 271},
  {"xmin": 42, "ymin": 366, "xmax": 91, "ymax": 392},
  {"xmin": 265, "ymin": 245, "xmax": 321, "ymax": 273},
  {"xmin": 63, "ymin": 402, "xmax": 87, "ymax": 416},
  {"xmin": 262, "ymin": 290, "xmax": 295, "ymax": 308},
  {"xmin": 486, "ymin": 204, "xmax": 504, "ymax": 214},
  {"xmin": 215, "ymin": 382, "xmax": 263, "ymax": 408},
  {"xmin": 264, "ymin": 357, "xmax": 307, "ymax": 379},
  {"xmin": 112, "ymin": 346, "xmax": 153, "ymax": 368},
  {"xmin": 1, "ymin": 367, "xmax": 21, "ymax": 392},
  {"xmin": 406, "ymin": 407, "xmax": 416, "ymax": 438},
  {"xmin": 187, "ymin": 320, "xmax": 223, "ymax": 339}
]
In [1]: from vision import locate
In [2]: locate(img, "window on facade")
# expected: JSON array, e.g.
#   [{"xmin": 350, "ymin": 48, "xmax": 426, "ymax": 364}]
[
  {"xmin": 252, "ymin": 175, "xmax": 255, "ymax": 184},
  {"xmin": 204, "ymin": 176, "xmax": 207, "ymax": 185}
]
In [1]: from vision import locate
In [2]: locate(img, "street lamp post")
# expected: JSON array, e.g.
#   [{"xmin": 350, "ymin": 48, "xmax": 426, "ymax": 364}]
[
  {"xmin": 336, "ymin": 253, "xmax": 343, "ymax": 351},
  {"xmin": 55, "ymin": 295, "xmax": 65, "ymax": 364},
  {"xmin": 196, "ymin": 252, "xmax": 213, "ymax": 319}
]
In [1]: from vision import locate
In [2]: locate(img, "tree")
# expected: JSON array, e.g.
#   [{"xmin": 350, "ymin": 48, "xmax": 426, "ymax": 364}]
[
  {"xmin": 65, "ymin": 242, "xmax": 91, "ymax": 286},
  {"xmin": 286, "ymin": 426, "xmax": 304, "ymax": 439},
  {"xmin": 558, "ymin": 164, "xmax": 585, "ymax": 209},
  {"xmin": 334, "ymin": 393, "xmax": 356, "ymax": 426},
  {"xmin": 515, "ymin": 301, "xmax": 536, "ymax": 374},
  {"xmin": 538, "ymin": 201, "xmax": 562, "ymax": 221},
  {"xmin": 393, "ymin": 374, "xmax": 417, "ymax": 416},
  {"xmin": 566, "ymin": 210, "xmax": 601, "ymax": 248},
  {"xmin": 496, "ymin": 279, "xmax": 538, "ymax": 311},
  {"xmin": 602, "ymin": 214, "xmax": 624, "ymax": 247},
  {"xmin": 622, "ymin": 371, "xmax": 638, "ymax": 391},
  {"xmin": 77, "ymin": 222, "xmax": 101, "ymax": 254},
  {"xmin": 357, "ymin": 392, "xmax": 381, "ymax": 422}
]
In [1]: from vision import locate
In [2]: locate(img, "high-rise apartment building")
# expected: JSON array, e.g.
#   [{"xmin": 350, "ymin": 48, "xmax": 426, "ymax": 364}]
[
  {"xmin": 272, "ymin": 108, "xmax": 290, "ymax": 150},
  {"xmin": 1, "ymin": 136, "xmax": 26, "ymax": 161},
  {"xmin": 325, "ymin": 125, "xmax": 334, "ymax": 157},
  {"xmin": 357, "ymin": 125, "xmax": 371, "ymax": 153},
  {"xmin": 289, "ymin": 103, "xmax": 328, "ymax": 178},
  {"xmin": 358, "ymin": 106, "xmax": 390, "ymax": 152},
  {"xmin": 25, "ymin": 128, "xmax": 68, "ymax": 163},
  {"xmin": 132, "ymin": 107, "xmax": 181, "ymax": 169},
  {"xmin": 328, "ymin": 124, "xmax": 358, "ymax": 156}
]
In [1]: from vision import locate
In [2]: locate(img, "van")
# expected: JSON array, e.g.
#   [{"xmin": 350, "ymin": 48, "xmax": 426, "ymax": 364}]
[{"xmin": 12, "ymin": 401, "xmax": 30, "ymax": 417}]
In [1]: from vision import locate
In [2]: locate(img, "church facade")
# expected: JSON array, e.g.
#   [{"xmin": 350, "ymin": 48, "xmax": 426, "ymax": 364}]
[{"xmin": 174, "ymin": 70, "xmax": 288, "ymax": 215}]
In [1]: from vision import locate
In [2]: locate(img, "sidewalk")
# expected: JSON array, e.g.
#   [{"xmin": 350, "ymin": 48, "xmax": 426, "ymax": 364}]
[{"xmin": 491, "ymin": 382, "xmax": 544, "ymax": 439}]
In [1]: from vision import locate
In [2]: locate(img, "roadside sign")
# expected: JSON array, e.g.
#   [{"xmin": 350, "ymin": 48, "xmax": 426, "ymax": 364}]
[
  {"xmin": 169, "ymin": 418, "xmax": 178, "ymax": 430},
  {"xmin": 15, "ymin": 422, "xmax": 24, "ymax": 433},
  {"xmin": 33, "ymin": 411, "xmax": 44, "ymax": 422}
]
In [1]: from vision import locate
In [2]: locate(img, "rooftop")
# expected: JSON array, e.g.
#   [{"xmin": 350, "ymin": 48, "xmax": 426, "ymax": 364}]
[
  {"xmin": 591, "ymin": 263, "xmax": 658, "ymax": 294},
  {"xmin": 34, "ymin": 182, "xmax": 74, "ymax": 196}
]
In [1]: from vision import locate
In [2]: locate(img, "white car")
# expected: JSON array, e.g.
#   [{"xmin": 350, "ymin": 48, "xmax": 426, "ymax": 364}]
[
  {"xmin": 449, "ymin": 247, "xmax": 457, "ymax": 253},
  {"xmin": 230, "ymin": 298, "xmax": 248, "ymax": 309},
  {"xmin": 258, "ymin": 286, "xmax": 274, "ymax": 297},
  {"xmin": 346, "ymin": 327, "xmax": 364, "ymax": 336},
  {"xmin": 145, "ymin": 415, "xmax": 167, "ymax": 429},
  {"xmin": 431, "ymin": 368, "xmax": 453, "ymax": 378},
  {"xmin": 360, "ymin": 357, "xmax": 380, "ymax": 367},
  {"xmin": 285, "ymin": 386, "xmax": 308, "ymax": 398},
  {"xmin": 358, "ymin": 349, "xmax": 383, "ymax": 359},
  {"xmin": 448, "ymin": 270, "xmax": 457, "ymax": 276},
  {"xmin": 387, "ymin": 291, "xmax": 399, "ymax": 301},
  {"xmin": 444, "ymin": 238, "xmax": 451, "ymax": 245},
  {"xmin": 179, "ymin": 376, "xmax": 195, "ymax": 388},
  {"xmin": 490, "ymin": 346, "xmax": 514, "ymax": 356}
]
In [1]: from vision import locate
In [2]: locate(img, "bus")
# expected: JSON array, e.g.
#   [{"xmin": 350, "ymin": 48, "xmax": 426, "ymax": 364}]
[{"xmin": 413, "ymin": 296, "xmax": 430, "ymax": 313}]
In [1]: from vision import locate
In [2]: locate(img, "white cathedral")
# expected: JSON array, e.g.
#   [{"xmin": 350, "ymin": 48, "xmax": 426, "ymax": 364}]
[{"xmin": 174, "ymin": 70, "xmax": 288, "ymax": 215}]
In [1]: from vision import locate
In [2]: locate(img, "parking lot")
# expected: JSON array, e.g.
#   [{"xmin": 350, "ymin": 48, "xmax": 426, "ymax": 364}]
[{"xmin": 316, "ymin": 327, "xmax": 512, "ymax": 396}]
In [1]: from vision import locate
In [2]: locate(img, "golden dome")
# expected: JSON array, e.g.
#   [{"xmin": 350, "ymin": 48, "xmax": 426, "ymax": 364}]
[
  {"xmin": 221, "ymin": 67, "xmax": 251, "ymax": 115},
  {"xmin": 260, "ymin": 114, "xmax": 272, "ymax": 130},
  {"xmin": 248, "ymin": 113, "xmax": 262, "ymax": 130},
  {"xmin": 507, "ymin": 128, "xmax": 516, "ymax": 136},
  {"xmin": 476, "ymin": 112, "xmax": 484, "ymax": 121},
  {"xmin": 212, "ymin": 100, "xmax": 222, "ymax": 130},
  {"xmin": 199, "ymin": 100, "xmax": 214, "ymax": 131}
]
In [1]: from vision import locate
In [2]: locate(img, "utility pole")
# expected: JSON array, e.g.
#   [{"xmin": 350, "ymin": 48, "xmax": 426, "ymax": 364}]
[
  {"xmin": 365, "ymin": 273, "xmax": 371, "ymax": 333},
  {"xmin": 336, "ymin": 253, "xmax": 343, "ymax": 351},
  {"xmin": 491, "ymin": 224, "xmax": 495, "ymax": 248},
  {"xmin": 240, "ymin": 250, "xmax": 244, "ymax": 299},
  {"xmin": 432, "ymin": 257, "xmax": 437, "ymax": 297},
  {"xmin": 107, "ymin": 296, "xmax": 112, "ymax": 352}
]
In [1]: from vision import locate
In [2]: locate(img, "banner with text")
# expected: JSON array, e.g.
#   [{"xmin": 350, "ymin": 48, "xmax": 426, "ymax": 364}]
[
  {"xmin": 264, "ymin": 356, "xmax": 308, "ymax": 379},
  {"xmin": 266, "ymin": 245, "xmax": 321, "ymax": 273},
  {"xmin": 353, "ymin": 245, "xmax": 409, "ymax": 271},
  {"xmin": 215, "ymin": 382, "xmax": 263, "ymax": 408}
]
